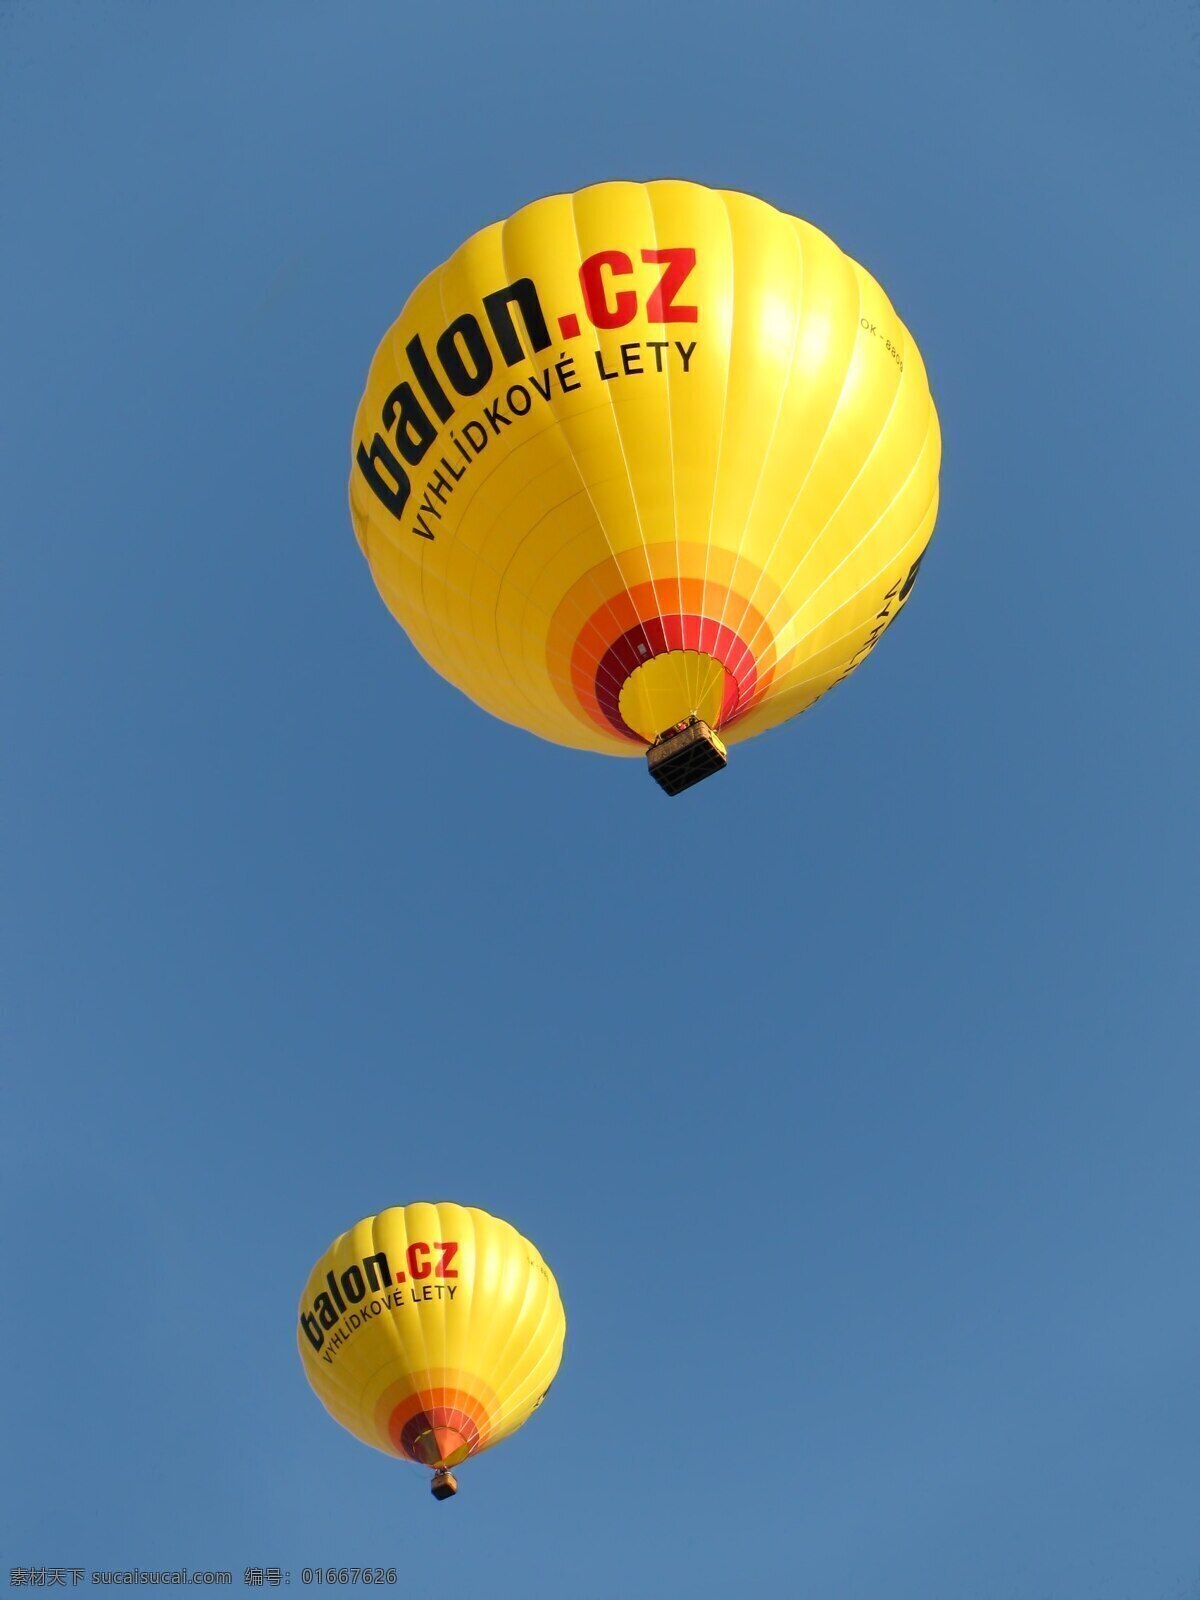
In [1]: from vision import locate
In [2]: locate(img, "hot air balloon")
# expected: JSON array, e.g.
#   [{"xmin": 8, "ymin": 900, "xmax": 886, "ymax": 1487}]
[
  {"xmin": 350, "ymin": 179, "xmax": 940, "ymax": 794},
  {"xmin": 298, "ymin": 1203, "xmax": 564, "ymax": 1500}
]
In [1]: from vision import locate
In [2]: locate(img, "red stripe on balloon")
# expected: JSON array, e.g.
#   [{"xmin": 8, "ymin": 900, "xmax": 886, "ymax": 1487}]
[
  {"xmin": 398, "ymin": 1406, "xmax": 481, "ymax": 1465},
  {"xmin": 592, "ymin": 614, "xmax": 758, "ymax": 740}
]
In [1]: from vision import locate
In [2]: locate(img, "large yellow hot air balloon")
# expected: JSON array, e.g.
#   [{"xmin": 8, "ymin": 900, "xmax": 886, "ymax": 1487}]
[
  {"xmin": 350, "ymin": 179, "xmax": 940, "ymax": 793},
  {"xmin": 298, "ymin": 1203, "xmax": 564, "ymax": 1500}
]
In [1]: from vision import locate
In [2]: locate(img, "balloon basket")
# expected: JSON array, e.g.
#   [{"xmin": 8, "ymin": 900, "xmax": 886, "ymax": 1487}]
[
  {"xmin": 646, "ymin": 718, "xmax": 728, "ymax": 796},
  {"xmin": 430, "ymin": 1469, "xmax": 458, "ymax": 1502}
]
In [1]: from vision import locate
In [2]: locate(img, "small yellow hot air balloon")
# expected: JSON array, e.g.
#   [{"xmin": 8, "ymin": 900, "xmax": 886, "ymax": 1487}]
[
  {"xmin": 350, "ymin": 179, "xmax": 941, "ymax": 794},
  {"xmin": 298, "ymin": 1203, "xmax": 564, "ymax": 1501}
]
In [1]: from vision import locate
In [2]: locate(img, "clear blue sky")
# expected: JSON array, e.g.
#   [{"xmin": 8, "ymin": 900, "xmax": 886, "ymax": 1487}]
[{"xmin": 3, "ymin": 3, "xmax": 1198, "ymax": 1596}]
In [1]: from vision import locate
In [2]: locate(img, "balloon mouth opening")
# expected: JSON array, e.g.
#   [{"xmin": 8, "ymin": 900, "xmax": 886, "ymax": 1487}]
[
  {"xmin": 426, "ymin": 1427, "xmax": 470, "ymax": 1468},
  {"xmin": 399, "ymin": 1411, "xmax": 478, "ymax": 1468},
  {"xmin": 615, "ymin": 647, "xmax": 739, "ymax": 744}
]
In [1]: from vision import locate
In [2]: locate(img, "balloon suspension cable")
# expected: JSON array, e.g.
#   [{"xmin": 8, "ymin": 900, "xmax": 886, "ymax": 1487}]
[{"xmin": 430, "ymin": 1468, "xmax": 458, "ymax": 1502}]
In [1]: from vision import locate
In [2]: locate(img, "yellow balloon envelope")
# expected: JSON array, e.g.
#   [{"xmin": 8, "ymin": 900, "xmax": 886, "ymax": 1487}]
[
  {"xmin": 298, "ymin": 1203, "xmax": 564, "ymax": 1499},
  {"xmin": 350, "ymin": 179, "xmax": 941, "ymax": 789}
]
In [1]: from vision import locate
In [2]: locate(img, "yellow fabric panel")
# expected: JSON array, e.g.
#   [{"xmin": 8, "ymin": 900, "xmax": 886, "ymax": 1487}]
[{"xmin": 349, "ymin": 180, "xmax": 940, "ymax": 757}]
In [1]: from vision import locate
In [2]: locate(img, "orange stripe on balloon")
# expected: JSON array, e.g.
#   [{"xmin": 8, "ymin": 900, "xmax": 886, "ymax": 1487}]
[
  {"xmin": 570, "ymin": 590, "xmax": 778, "ymax": 739},
  {"xmin": 386, "ymin": 1388, "xmax": 494, "ymax": 1460},
  {"xmin": 546, "ymin": 546, "xmax": 782, "ymax": 738},
  {"xmin": 375, "ymin": 1372, "xmax": 496, "ymax": 1463}
]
